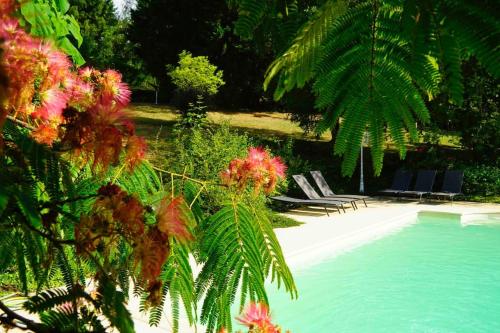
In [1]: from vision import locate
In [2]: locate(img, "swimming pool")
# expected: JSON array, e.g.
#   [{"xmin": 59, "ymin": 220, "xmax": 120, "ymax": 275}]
[{"xmin": 266, "ymin": 212, "xmax": 500, "ymax": 332}]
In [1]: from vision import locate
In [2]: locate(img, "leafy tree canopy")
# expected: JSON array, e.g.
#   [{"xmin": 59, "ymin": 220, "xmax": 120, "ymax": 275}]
[
  {"xmin": 68, "ymin": 0, "xmax": 118, "ymax": 68},
  {"xmin": 68, "ymin": 0, "xmax": 145, "ymax": 84}
]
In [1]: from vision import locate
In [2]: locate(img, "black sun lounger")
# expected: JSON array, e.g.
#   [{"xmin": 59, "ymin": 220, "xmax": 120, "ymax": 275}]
[
  {"xmin": 379, "ymin": 169, "xmax": 413, "ymax": 196},
  {"xmin": 429, "ymin": 170, "xmax": 464, "ymax": 202},
  {"xmin": 292, "ymin": 174, "xmax": 358, "ymax": 210},
  {"xmin": 310, "ymin": 170, "xmax": 368, "ymax": 207},
  {"xmin": 270, "ymin": 195, "xmax": 346, "ymax": 215},
  {"xmin": 399, "ymin": 170, "xmax": 437, "ymax": 200}
]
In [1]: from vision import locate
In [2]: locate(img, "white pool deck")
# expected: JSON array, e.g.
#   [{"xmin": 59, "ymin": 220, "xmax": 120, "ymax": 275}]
[
  {"xmin": 4, "ymin": 199, "xmax": 499, "ymax": 333},
  {"xmin": 130, "ymin": 198, "xmax": 500, "ymax": 332}
]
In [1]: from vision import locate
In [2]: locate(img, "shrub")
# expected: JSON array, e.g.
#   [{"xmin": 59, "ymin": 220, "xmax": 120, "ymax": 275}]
[
  {"xmin": 462, "ymin": 165, "xmax": 500, "ymax": 197},
  {"xmin": 172, "ymin": 124, "xmax": 300, "ymax": 228},
  {"xmin": 177, "ymin": 95, "xmax": 208, "ymax": 128},
  {"xmin": 167, "ymin": 50, "xmax": 225, "ymax": 110}
]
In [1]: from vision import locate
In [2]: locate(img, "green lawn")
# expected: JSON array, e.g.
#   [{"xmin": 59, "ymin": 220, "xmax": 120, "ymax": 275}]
[
  {"xmin": 128, "ymin": 103, "xmax": 461, "ymax": 149},
  {"xmin": 128, "ymin": 103, "xmax": 330, "ymax": 140}
]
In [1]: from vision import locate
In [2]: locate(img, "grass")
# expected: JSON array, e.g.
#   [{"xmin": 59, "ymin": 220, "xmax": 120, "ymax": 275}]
[
  {"xmin": 128, "ymin": 103, "xmax": 462, "ymax": 155},
  {"xmin": 270, "ymin": 213, "xmax": 304, "ymax": 228},
  {"xmin": 465, "ymin": 195, "xmax": 500, "ymax": 204},
  {"xmin": 128, "ymin": 103, "xmax": 331, "ymax": 140}
]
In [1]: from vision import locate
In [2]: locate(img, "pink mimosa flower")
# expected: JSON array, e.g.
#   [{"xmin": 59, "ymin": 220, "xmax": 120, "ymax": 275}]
[
  {"xmin": 0, "ymin": 18, "xmax": 18, "ymax": 39},
  {"xmin": 221, "ymin": 147, "xmax": 287, "ymax": 194},
  {"xmin": 125, "ymin": 135, "xmax": 147, "ymax": 170},
  {"xmin": 100, "ymin": 69, "xmax": 131, "ymax": 106},
  {"xmin": 46, "ymin": 49, "xmax": 72, "ymax": 85},
  {"xmin": 236, "ymin": 302, "xmax": 279, "ymax": 333},
  {"xmin": 0, "ymin": 0, "xmax": 17, "ymax": 18},
  {"xmin": 92, "ymin": 126, "xmax": 123, "ymax": 170},
  {"xmin": 79, "ymin": 67, "xmax": 94, "ymax": 81},
  {"xmin": 1, "ymin": 8, "xmax": 145, "ymax": 173},
  {"xmin": 31, "ymin": 123, "xmax": 59, "ymax": 146},
  {"xmin": 68, "ymin": 77, "xmax": 94, "ymax": 108},
  {"xmin": 248, "ymin": 146, "xmax": 268, "ymax": 163},
  {"xmin": 32, "ymin": 87, "xmax": 68, "ymax": 121},
  {"xmin": 269, "ymin": 156, "xmax": 287, "ymax": 178}
]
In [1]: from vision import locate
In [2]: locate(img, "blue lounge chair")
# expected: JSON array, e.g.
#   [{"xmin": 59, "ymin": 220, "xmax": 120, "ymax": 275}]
[
  {"xmin": 399, "ymin": 170, "xmax": 437, "ymax": 201},
  {"xmin": 379, "ymin": 169, "xmax": 413, "ymax": 196},
  {"xmin": 430, "ymin": 170, "xmax": 464, "ymax": 202}
]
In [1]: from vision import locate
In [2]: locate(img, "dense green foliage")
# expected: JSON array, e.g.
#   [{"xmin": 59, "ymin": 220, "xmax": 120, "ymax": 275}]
[
  {"xmin": 0, "ymin": 2, "xmax": 297, "ymax": 332},
  {"xmin": 19, "ymin": 0, "xmax": 84, "ymax": 64},
  {"xmin": 68, "ymin": 0, "xmax": 118, "ymax": 67},
  {"xmin": 231, "ymin": 0, "xmax": 500, "ymax": 176},
  {"xmin": 429, "ymin": 60, "xmax": 500, "ymax": 161},
  {"xmin": 172, "ymin": 124, "xmax": 300, "ymax": 226},
  {"xmin": 173, "ymin": 124, "xmax": 252, "ymax": 208},
  {"xmin": 461, "ymin": 165, "xmax": 500, "ymax": 199}
]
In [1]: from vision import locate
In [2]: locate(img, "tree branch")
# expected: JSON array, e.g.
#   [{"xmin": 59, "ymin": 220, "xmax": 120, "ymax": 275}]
[
  {"xmin": 20, "ymin": 218, "xmax": 76, "ymax": 245},
  {"xmin": 0, "ymin": 300, "xmax": 52, "ymax": 333},
  {"xmin": 6, "ymin": 115, "xmax": 36, "ymax": 131},
  {"xmin": 40, "ymin": 194, "xmax": 97, "ymax": 209}
]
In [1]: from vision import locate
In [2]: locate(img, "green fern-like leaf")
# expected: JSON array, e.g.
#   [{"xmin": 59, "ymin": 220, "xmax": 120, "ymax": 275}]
[
  {"xmin": 196, "ymin": 201, "xmax": 295, "ymax": 332},
  {"xmin": 231, "ymin": 0, "xmax": 500, "ymax": 175},
  {"xmin": 15, "ymin": 234, "xmax": 29, "ymax": 295},
  {"xmin": 98, "ymin": 276, "xmax": 135, "ymax": 333},
  {"xmin": 264, "ymin": 0, "xmax": 348, "ymax": 99},
  {"xmin": 233, "ymin": 0, "xmax": 268, "ymax": 39},
  {"xmin": 145, "ymin": 241, "xmax": 196, "ymax": 331},
  {"xmin": 24, "ymin": 288, "xmax": 80, "ymax": 313}
]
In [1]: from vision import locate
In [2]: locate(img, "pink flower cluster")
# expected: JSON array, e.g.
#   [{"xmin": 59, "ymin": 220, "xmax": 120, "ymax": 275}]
[
  {"xmin": 0, "ymin": 1, "xmax": 145, "ymax": 171},
  {"xmin": 235, "ymin": 302, "xmax": 283, "ymax": 333},
  {"xmin": 221, "ymin": 147, "xmax": 287, "ymax": 194}
]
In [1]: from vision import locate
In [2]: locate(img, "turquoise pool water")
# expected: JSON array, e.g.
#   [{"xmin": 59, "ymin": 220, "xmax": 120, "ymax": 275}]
[{"xmin": 266, "ymin": 213, "xmax": 500, "ymax": 332}]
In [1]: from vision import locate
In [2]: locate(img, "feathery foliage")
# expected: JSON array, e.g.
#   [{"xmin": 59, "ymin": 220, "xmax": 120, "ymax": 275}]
[
  {"xmin": 231, "ymin": 0, "xmax": 500, "ymax": 175},
  {"xmin": 197, "ymin": 201, "xmax": 296, "ymax": 333}
]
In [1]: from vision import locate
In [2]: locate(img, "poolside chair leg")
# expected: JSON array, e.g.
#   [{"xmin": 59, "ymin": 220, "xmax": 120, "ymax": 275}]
[
  {"xmin": 323, "ymin": 206, "xmax": 330, "ymax": 217},
  {"xmin": 341, "ymin": 205, "xmax": 346, "ymax": 213},
  {"xmin": 363, "ymin": 199, "xmax": 367, "ymax": 207},
  {"xmin": 351, "ymin": 202, "xmax": 357, "ymax": 210}
]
